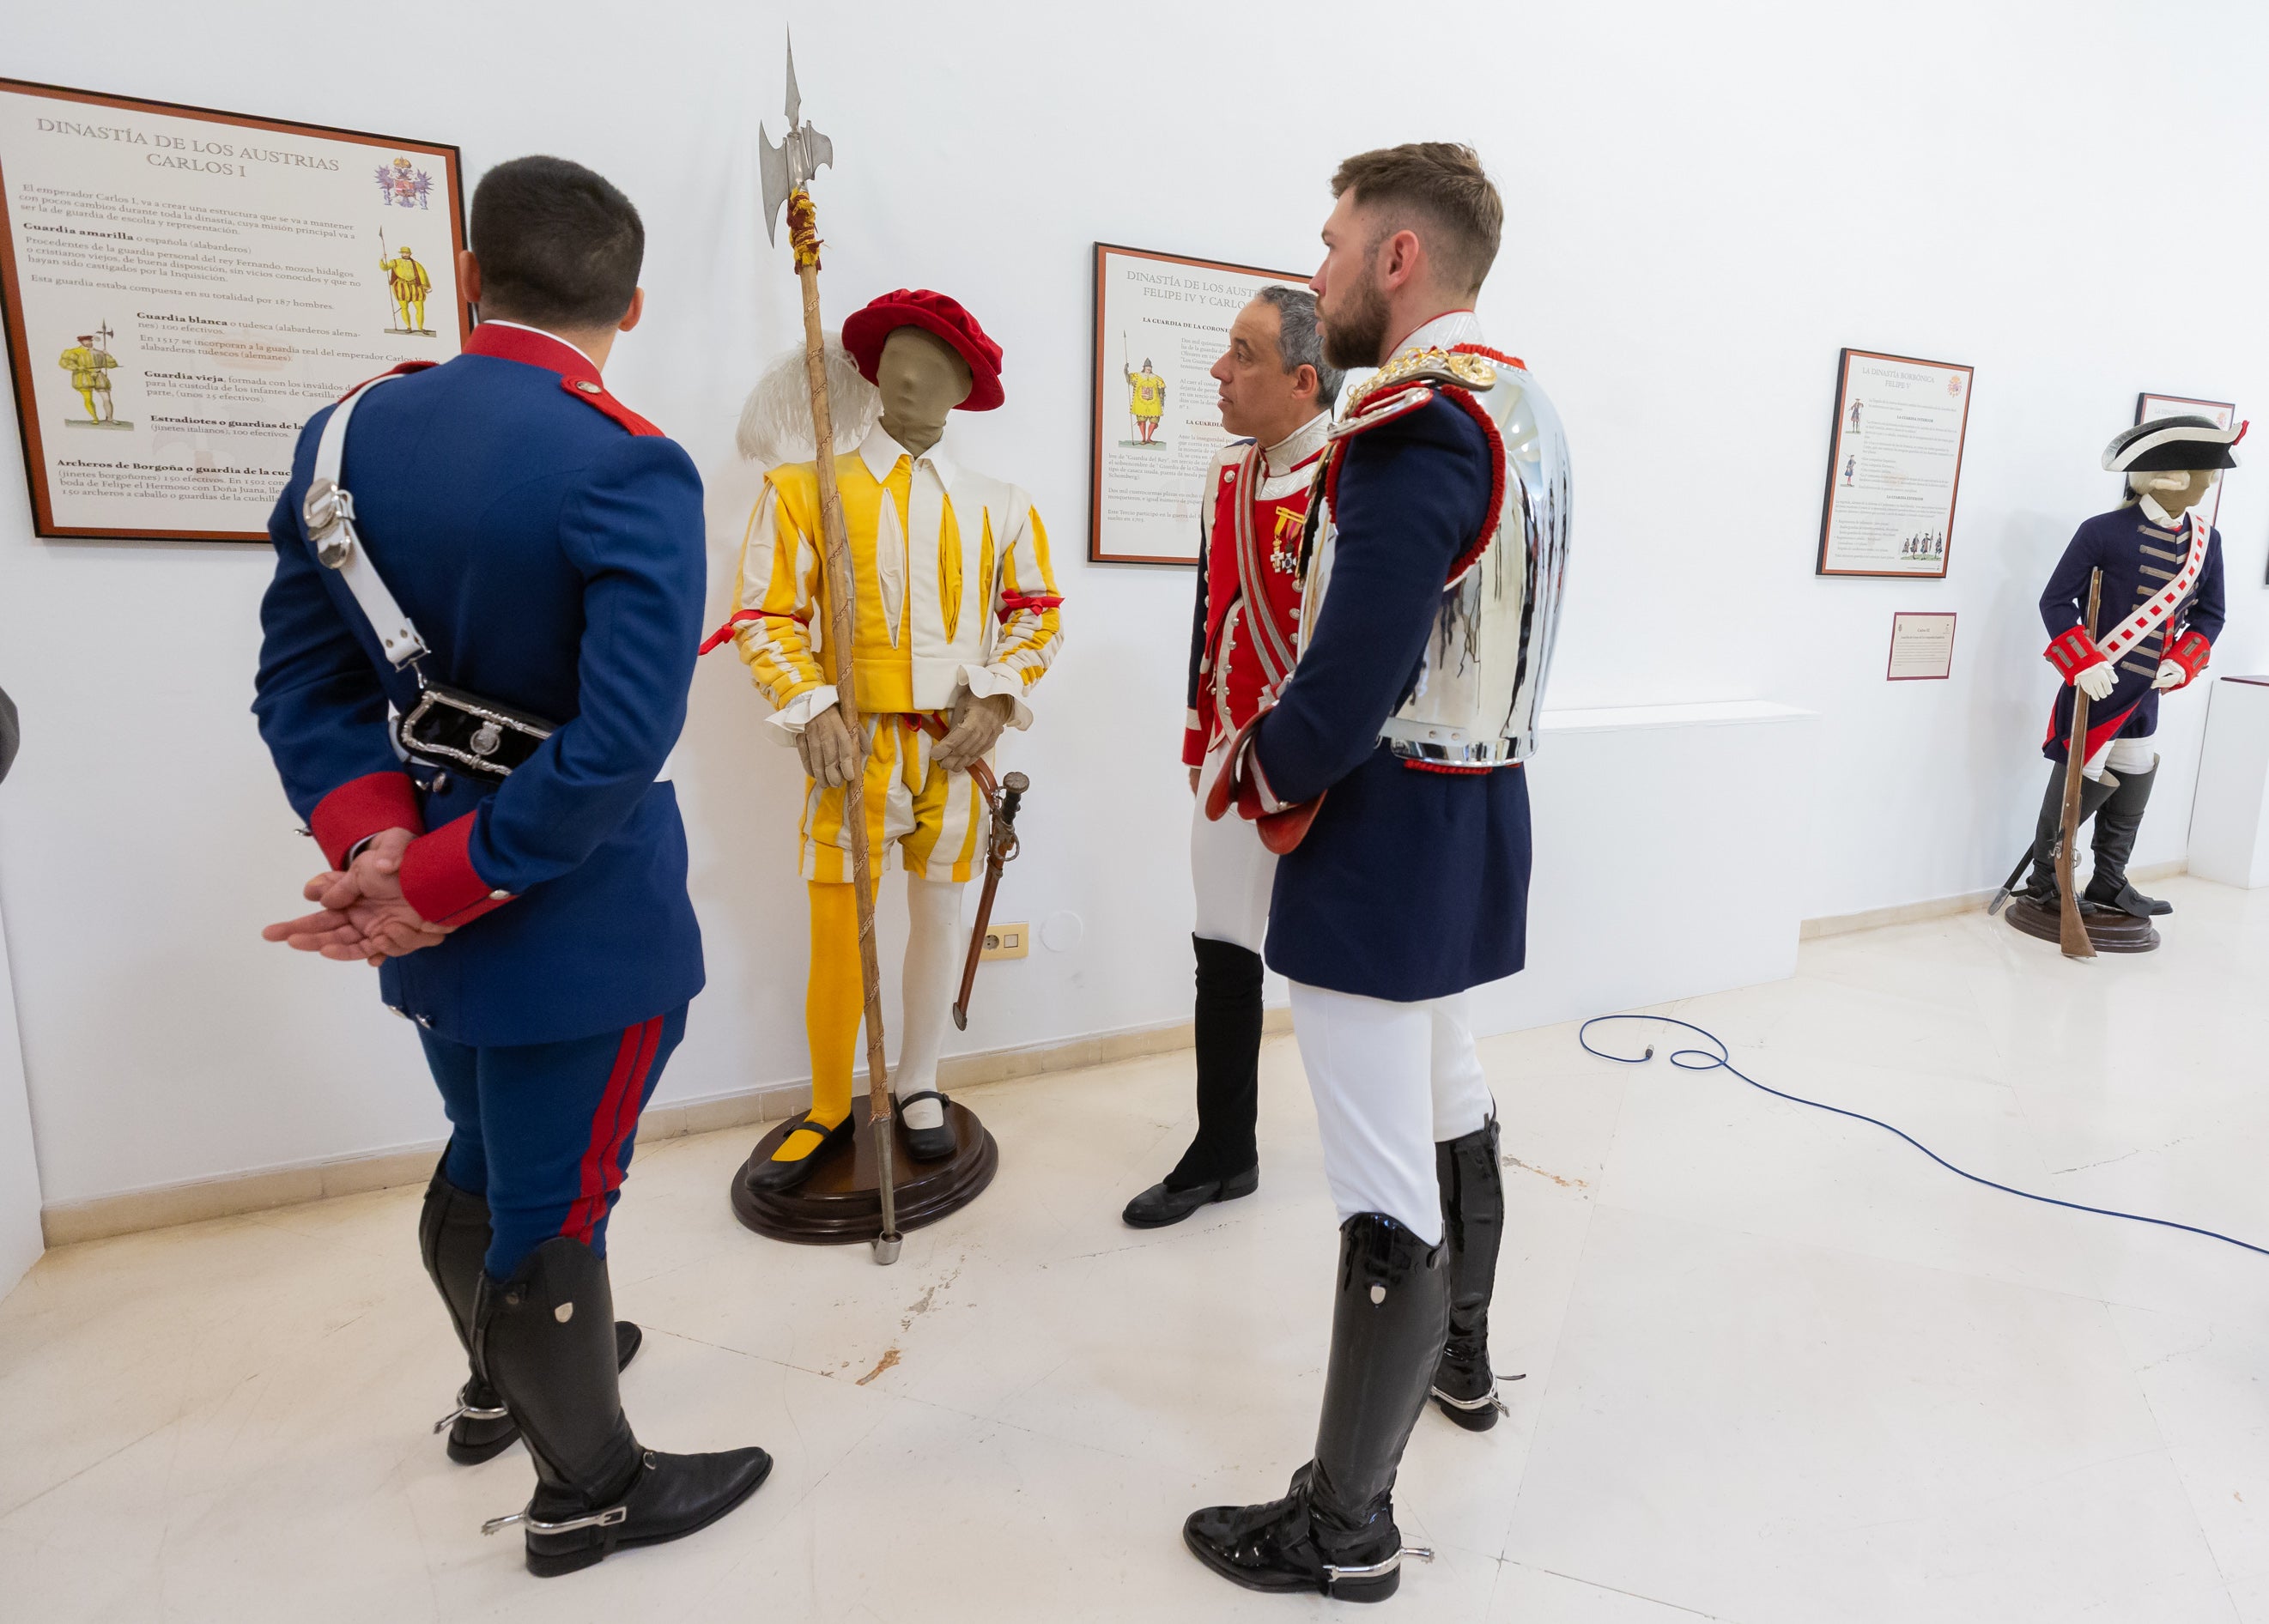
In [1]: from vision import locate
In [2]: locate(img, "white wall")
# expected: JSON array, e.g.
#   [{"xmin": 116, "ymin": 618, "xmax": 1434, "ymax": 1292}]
[{"xmin": 3, "ymin": 0, "xmax": 2266, "ymax": 1208}]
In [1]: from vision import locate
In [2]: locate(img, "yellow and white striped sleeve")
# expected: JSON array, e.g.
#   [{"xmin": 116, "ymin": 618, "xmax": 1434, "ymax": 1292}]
[
  {"xmin": 729, "ymin": 476, "xmax": 833, "ymax": 735},
  {"xmin": 966, "ymin": 490, "xmax": 1064, "ymax": 728}
]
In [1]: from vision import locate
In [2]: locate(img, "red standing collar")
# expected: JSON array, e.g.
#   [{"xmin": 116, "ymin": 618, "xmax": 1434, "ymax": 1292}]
[{"xmin": 462, "ymin": 321, "xmax": 663, "ymax": 436}]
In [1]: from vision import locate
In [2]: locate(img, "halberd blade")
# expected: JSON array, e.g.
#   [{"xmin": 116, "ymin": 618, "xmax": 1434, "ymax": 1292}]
[{"xmin": 759, "ymin": 124, "xmax": 790, "ymax": 245}]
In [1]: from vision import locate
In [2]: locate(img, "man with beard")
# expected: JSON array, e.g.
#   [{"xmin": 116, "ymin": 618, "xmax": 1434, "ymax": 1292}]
[{"xmin": 1183, "ymin": 142, "xmax": 1571, "ymax": 1602}]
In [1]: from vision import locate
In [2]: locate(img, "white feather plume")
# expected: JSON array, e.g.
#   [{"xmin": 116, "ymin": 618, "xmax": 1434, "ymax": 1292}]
[{"xmin": 734, "ymin": 335, "xmax": 881, "ymax": 468}]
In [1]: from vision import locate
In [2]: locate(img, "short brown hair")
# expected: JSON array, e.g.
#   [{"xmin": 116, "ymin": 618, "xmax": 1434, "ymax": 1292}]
[{"xmin": 1330, "ymin": 142, "xmax": 1502, "ymax": 297}]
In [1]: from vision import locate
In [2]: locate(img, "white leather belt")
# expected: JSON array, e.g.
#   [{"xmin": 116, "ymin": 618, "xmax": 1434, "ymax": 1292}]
[{"xmin": 300, "ymin": 373, "xmax": 429, "ymax": 670}]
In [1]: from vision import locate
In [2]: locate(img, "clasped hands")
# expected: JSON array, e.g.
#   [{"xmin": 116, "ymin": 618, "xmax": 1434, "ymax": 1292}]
[
  {"xmin": 263, "ymin": 827, "xmax": 451, "ymax": 967},
  {"xmin": 796, "ymin": 691, "xmax": 1015, "ymax": 787},
  {"xmin": 2076, "ymin": 660, "xmax": 2187, "ymax": 701}
]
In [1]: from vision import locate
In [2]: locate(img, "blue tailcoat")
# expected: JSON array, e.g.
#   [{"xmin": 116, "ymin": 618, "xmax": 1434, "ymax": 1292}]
[
  {"xmin": 2038, "ymin": 506, "xmax": 2225, "ymax": 763},
  {"xmin": 252, "ymin": 327, "xmax": 707, "ymax": 1046},
  {"xmin": 1253, "ymin": 394, "xmax": 1531, "ymax": 1002}
]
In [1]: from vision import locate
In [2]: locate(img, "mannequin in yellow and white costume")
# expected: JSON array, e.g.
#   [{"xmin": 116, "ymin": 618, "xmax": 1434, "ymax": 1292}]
[{"xmin": 714, "ymin": 289, "xmax": 1063, "ymax": 1190}]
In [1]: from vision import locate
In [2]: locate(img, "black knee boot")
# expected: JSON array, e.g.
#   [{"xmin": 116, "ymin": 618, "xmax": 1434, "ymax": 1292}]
[
  {"xmin": 1430, "ymin": 1118, "xmax": 1508, "ymax": 1431},
  {"xmin": 2084, "ymin": 759, "xmax": 2172, "ymax": 916},
  {"xmin": 1124, "ymin": 936, "xmax": 1263, "ymax": 1227},
  {"xmin": 2021, "ymin": 763, "xmax": 2119, "ymax": 905},
  {"xmin": 1184, "ymin": 1214, "xmax": 1448, "ymax": 1602},
  {"xmin": 473, "ymin": 1237, "xmax": 773, "ymax": 1576},
  {"xmin": 420, "ymin": 1165, "xmax": 643, "ymax": 1466}
]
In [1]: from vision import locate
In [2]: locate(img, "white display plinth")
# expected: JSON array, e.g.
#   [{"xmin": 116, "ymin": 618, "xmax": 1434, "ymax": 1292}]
[
  {"xmin": 2187, "ymin": 677, "xmax": 2269, "ymax": 889},
  {"xmin": 0, "ymin": 904, "xmax": 42, "ymax": 1299},
  {"xmin": 1469, "ymin": 700, "xmax": 1814, "ymax": 1039}
]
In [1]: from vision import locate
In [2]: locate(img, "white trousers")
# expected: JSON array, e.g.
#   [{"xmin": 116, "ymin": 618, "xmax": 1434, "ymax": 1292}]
[
  {"xmin": 1190, "ymin": 740, "xmax": 1276, "ymax": 954},
  {"xmin": 1289, "ymin": 980, "xmax": 1496, "ymax": 1245},
  {"xmin": 2082, "ymin": 736, "xmax": 2156, "ymax": 781}
]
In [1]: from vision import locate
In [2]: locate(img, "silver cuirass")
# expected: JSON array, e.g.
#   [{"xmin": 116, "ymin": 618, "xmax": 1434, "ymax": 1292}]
[{"xmin": 1299, "ymin": 347, "xmax": 1571, "ymax": 765}]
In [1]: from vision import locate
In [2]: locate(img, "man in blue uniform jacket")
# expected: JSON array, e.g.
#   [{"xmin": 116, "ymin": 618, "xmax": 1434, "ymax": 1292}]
[
  {"xmin": 2025, "ymin": 413, "xmax": 2235, "ymax": 918},
  {"xmin": 1186, "ymin": 143, "xmax": 1571, "ymax": 1602},
  {"xmin": 254, "ymin": 155, "xmax": 767, "ymax": 1577}
]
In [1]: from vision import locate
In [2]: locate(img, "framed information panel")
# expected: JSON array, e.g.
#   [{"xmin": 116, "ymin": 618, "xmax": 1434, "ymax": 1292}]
[
  {"xmin": 1089, "ymin": 243, "xmax": 1311, "ymax": 566},
  {"xmin": 2135, "ymin": 392, "xmax": 2235, "ymax": 532},
  {"xmin": 0, "ymin": 78, "xmax": 467, "ymax": 542},
  {"xmin": 1816, "ymin": 348, "xmax": 1975, "ymax": 579}
]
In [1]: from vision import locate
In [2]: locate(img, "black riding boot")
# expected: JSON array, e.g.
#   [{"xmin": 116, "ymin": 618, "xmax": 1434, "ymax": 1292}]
[
  {"xmin": 2021, "ymin": 763, "xmax": 2120, "ymax": 906},
  {"xmin": 1125, "ymin": 936, "xmax": 1263, "ymax": 1227},
  {"xmin": 1184, "ymin": 1214, "xmax": 1449, "ymax": 1601},
  {"xmin": 420, "ymin": 1166, "xmax": 643, "ymax": 1465},
  {"xmin": 2084, "ymin": 758, "xmax": 2172, "ymax": 916},
  {"xmin": 472, "ymin": 1238, "xmax": 772, "ymax": 1576},
  {"xmin": 1430, "ymin": 1118, "xmax": 1508, "ymax": 1431}
]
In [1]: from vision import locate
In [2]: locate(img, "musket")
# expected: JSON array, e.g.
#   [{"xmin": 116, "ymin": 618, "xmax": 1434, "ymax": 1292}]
[
  {"xmin": 951, "ymin": 764, "xmax": 1029, "ymax": 1030},
  {"xmin": 1986, "ymin": 840, "xmax": 2033, "ymax": 918},
  {"xmin": 758, "ymin": 32, "xmax": 901, "ymax": 1264},
  {"xmin": 2054, "ymin": 569, "xmax": 2103, "ymax": 961}
]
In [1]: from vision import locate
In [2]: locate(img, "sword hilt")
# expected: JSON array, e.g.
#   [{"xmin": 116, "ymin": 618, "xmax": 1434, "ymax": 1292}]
[{"xmin": 998, "ymin": 772, "xmax": 1028, "ymax": 828}]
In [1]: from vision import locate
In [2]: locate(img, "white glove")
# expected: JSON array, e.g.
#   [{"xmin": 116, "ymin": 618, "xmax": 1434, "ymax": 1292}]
[
  {"xmin": 2154, "ymin": 660, "xmax": 2186, "ymax": 691},
  {"xmin": 2075, "ymin": 663, "xmax": 2117, "ymax": 701}
]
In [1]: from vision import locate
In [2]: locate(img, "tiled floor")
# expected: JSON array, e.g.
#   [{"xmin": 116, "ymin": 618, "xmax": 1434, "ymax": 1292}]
[{"xmin": 5, "ymin": 876, "xmax": 2268, "ymax": 1621}]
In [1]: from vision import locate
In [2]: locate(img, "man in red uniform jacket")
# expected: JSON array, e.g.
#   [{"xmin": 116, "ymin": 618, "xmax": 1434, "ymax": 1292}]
[{"xmin": 1122, "ymin": 288, "xmax": 1340, "ymax": 1228}]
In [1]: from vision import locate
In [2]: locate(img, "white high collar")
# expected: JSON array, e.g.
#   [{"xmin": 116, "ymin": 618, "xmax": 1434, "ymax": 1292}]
[
  {"xmin": 1388, "ymin": 309, "xmax": 1483, "ymax": 361},
  {"xmin": 1261, "ymin": 411, "xmax": 1332, "ymax": 477},
  {"xmin": 2139, "ymin": 492, "xmax": 2199, "ymax": 530},
  {"xmin": 858, "ymin": 421, "xmax": 957, "ymax": 488}
]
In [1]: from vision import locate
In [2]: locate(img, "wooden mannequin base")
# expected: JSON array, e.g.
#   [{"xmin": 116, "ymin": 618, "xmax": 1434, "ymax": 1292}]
[
  {"xmin": 730, "ymin": 1095, "xmax": 998, "ymax": 1245},
  {"xmin": 2003, "ymin": 897, "xmax": 2161, "ymax": 954}
]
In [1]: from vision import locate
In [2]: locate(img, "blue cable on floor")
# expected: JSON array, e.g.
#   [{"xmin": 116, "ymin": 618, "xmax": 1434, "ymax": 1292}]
[{"xmin": 1577, "ymin": 1013, "xmax": 2269, "ymax": 1260}]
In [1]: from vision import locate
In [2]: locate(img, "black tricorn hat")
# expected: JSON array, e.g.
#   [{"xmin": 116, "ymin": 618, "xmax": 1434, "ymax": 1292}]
[{"xmin": 2102, "ymin": 414, "xmax": 2246, "ymax": 472}]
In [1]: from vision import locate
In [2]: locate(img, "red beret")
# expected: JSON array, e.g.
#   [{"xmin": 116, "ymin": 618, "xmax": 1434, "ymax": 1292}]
[{"xmin": 841, "ymin": 288, "xmax": 1004, "ymax": 412}]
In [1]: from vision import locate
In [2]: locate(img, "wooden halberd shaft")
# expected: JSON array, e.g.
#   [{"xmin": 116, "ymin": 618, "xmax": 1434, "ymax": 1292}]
[{"xmin": 788, "ymin": 188, "xmax": 899, "ymax": 1245}]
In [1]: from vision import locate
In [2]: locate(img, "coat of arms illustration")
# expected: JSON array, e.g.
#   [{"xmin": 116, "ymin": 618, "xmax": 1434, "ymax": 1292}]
[{"xmin": 375, "ymin": 156, "xmax": 434, "ymax": 209}]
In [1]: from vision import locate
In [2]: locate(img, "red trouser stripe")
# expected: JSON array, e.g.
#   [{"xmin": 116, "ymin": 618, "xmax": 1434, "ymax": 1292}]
[{"xmin": 563, "ymin": 1016, "xmax": 664, "ymax": 1245}]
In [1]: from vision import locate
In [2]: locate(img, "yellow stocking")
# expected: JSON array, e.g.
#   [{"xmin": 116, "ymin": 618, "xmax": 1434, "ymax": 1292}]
[{"xmin": 776, "ymin": 879, "xmax": 864, "ymax": 1162}]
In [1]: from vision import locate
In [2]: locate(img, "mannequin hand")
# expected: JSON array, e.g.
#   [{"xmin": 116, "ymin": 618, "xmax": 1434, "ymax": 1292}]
[
  {"xmin": 797, "ymin": 703, "xmax": 866, "ymax": 788},
  {"xmin": 1189, "ymin": 767, "xmax": 1202, "ymax": 795},
  {"xmin": 2154, "ymin": 659, "xmax": 2186, "ymax": 691},
  {"xmin": 932, "ymin": 693, "xmax": 1015, "ymax": 774},
  {"xmin": 2076, "ymin": 663, "xmax": 2117, "ymax": 701}
]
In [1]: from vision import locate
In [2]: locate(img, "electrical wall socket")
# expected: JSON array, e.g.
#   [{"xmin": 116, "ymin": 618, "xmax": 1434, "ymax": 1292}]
[{"xmin": 980, "ymin": 923, "xmax": 1029, "ymax": 960}]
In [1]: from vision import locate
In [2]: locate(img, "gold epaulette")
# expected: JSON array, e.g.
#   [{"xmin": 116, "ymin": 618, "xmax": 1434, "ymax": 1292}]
[{"xmin": 1344, "ymin": 347, "xmax": 1497, "ymax": 415}]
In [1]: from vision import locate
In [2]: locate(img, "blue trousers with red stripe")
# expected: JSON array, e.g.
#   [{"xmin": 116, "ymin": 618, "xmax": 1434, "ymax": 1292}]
[{"xmin": 419, "ymin": 1004, "xmax": 688, "ymax": 1278}]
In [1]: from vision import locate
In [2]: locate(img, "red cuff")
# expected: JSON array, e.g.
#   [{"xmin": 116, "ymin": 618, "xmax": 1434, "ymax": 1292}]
[
  {"xmin": 2044, "ymin": 627, "xmax": 2109, "ymax": 682},
  {"xmin": 308, "ymin": 772, "xmax": 425, "ymax": 870},
  {"xmin": 398, "ymin": 812, "xmax": 513, "ymax": 929},
  {"xmin": 2166, "ymin": 629, "xmax": 2212, "ymax": 687}
]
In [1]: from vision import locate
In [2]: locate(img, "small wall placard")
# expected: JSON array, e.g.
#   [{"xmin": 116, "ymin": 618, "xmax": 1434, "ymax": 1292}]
[{"xmin": 1886, "ymin": 611, "xmax": 1957, "ymax": 681}]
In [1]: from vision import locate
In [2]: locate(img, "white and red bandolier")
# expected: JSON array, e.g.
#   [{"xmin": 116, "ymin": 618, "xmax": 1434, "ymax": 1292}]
[{"xmin": 1183, "ymin": 414, "xmax": 1333, "ymax": 771}]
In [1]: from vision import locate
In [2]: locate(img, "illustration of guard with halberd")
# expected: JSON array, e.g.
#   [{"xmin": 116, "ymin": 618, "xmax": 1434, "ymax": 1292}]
[
  {"xmin": 1186, "ymin": 142, "xmax": 1569, "ymax": 1603},
  {"xmin": 2024, "ymin": 413, "xmax": 2236, "ymax": 918}
]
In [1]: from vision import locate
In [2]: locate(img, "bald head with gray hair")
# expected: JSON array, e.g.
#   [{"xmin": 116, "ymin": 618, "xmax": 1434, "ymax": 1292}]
[{"xmin": 1254, "ymin": 285, "xmax": 1345, "ymax": 409}]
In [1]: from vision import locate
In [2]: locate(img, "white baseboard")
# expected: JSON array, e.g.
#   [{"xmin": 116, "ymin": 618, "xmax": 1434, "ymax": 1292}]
[
  {"xmin": 1800, "ymin": 859, "xmax": 2187, "ymax": 940},
  {"xmin": 39, "ymin": 1007, "xmax": 1293, "ymax": 1247}
]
